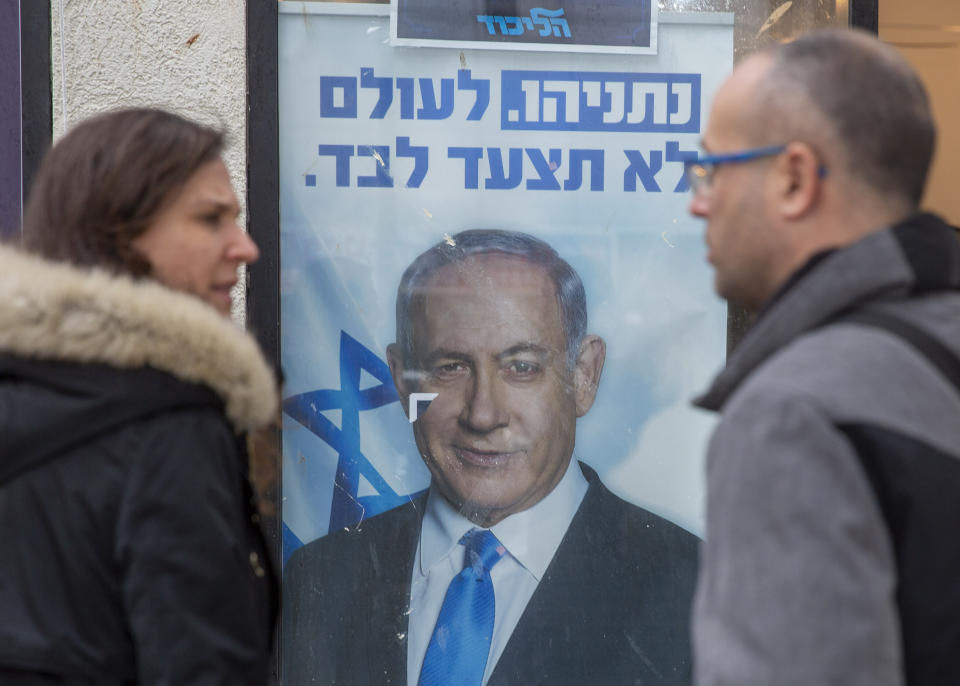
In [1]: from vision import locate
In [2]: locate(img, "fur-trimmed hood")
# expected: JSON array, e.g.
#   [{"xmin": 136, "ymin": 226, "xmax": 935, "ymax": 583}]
[{"xmin": 0, "ymin": 243, "xmax": 277, "ymax": 433}]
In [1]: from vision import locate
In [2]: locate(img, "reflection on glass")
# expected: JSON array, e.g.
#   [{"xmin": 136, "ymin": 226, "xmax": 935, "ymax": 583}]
[
  {"xmin": 276, "ymin": 1, "xmax": 848, "ymax": 683},
  {"xmin": 661, "ymin": 0, "xmax": 848, "ymax": 59}
]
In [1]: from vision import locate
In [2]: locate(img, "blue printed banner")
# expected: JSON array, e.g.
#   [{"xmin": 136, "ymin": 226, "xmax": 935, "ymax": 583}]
[
  {"xmin": 500, "ymin": 71, "xmax": 700, "ymax": 133},
  {"xmin": 392, "ymin": 0, "xmax": 657, "ymax": 54}
]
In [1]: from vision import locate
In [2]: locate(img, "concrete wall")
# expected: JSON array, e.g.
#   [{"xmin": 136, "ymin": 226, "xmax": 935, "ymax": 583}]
[{"xmin": 50, "ymin": 0, "xmax": 250, "ymax": 319}]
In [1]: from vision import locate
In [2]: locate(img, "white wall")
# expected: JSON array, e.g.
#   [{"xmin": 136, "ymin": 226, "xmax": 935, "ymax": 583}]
[{"xmin": 50, "ymin": 0, "xmax": 250, "ymax": 319}]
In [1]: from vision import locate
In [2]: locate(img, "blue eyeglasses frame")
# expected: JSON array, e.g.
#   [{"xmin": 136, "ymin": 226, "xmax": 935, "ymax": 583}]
[{"xmin": 684, "ymin": 144, "xmax": 828, "ymax": 194}]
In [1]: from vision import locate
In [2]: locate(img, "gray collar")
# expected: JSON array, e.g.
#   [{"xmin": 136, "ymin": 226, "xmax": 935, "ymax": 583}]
[{"xmin": 694, "ymin": 217, "xmax": 954, "ymax": 411}]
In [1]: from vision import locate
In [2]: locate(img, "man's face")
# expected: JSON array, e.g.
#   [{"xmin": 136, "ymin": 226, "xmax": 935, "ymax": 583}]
[
  {"xmin": 389, "ymin": 254, "xmax": 601, "ymax": 526},
  {"xmin": 689, "ymin": 56, "xmax": 787, "ymax": 311}
]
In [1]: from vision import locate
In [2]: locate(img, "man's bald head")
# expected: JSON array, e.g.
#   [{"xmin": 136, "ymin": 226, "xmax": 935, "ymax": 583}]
[{"xmin": 746, "ymin": 29, "xmax": 935, "ymax": 211}]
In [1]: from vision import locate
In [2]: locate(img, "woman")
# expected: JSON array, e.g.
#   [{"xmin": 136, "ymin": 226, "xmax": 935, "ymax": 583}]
[{"xmin": 0, "ymin": 108, "xmax": 277, "ymax": 684}]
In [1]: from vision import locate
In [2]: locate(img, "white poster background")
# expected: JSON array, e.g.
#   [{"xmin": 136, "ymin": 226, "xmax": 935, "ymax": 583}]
[{"xmin": 279, "ymin": 4, "xmax": 732, "ymax": 556}]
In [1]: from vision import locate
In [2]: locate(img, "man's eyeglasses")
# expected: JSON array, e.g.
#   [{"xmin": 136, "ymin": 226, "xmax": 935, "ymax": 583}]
[{"xmin": 684, "ymin": 144, "xmax": 828, "ymax": 196}]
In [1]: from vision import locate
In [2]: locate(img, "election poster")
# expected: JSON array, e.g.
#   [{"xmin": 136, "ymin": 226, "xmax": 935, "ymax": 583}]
[{"xmin": 278, "ymin": 2, "xmax": 733, "ymax": 564}]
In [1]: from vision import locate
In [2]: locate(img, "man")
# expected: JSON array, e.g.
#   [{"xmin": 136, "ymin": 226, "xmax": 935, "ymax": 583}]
[
  {"xmin": 688, "ymin": 29, "xmax": 960, "ymax": 686},
  {"xmin": 284, "ymin": 229, "xmax": 699, "ymax": 685}
]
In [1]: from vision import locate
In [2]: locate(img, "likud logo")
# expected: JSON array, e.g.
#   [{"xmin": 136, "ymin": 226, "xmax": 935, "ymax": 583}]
[{"xmin": 477, "ymin": 8, "xmax": 571, "ymax": 39}]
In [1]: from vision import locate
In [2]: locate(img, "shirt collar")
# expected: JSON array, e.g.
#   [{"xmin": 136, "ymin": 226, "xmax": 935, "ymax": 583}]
[{"xmin": 418, "ymin": 458, "xmax": 589, "ymax": 582}]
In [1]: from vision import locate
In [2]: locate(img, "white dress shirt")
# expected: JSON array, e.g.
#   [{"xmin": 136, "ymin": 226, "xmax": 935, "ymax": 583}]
[{"xmin": 406, "ymin": 458, "xmax": 589, "ymax": 686}]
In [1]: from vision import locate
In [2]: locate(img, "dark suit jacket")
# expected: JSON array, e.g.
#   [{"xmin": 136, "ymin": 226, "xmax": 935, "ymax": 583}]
[{"xmin": 283, "ymin": 463, "xmax": 699, "ymax": 685}]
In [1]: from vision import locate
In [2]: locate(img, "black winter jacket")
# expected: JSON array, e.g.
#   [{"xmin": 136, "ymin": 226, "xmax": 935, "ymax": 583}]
[{"xmin": 0, "ymin": 245, "xmax": 278, "ymax": 685}]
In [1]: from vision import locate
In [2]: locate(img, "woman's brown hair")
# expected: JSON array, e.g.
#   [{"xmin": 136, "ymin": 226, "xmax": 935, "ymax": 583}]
[{"xmin": 23, "ymin": 108, "xmax": 225, "ymax": 276}]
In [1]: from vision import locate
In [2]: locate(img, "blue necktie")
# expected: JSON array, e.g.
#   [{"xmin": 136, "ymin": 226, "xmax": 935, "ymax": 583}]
[{"xmin": 418, "ymin": 529, "xmax": 505, "ymax": 686}]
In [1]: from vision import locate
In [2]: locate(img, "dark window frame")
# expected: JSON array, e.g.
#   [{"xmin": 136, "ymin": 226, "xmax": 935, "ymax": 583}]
[
  {"xmin": 2, "ymin": 0, "xmax": 51, "ymax": 241},
  {"xmin": 245, "ymin": 2, "xmax": 281, "ymax": 682}
]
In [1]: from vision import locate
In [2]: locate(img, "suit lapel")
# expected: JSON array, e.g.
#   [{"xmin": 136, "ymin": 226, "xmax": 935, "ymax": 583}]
[
  {"xmin": 487, "ymin": 470, "xmax": 603, "ymax": 685},
  {"xmin": 486, "ymin": 464, "xmax": 697, "ymax": 685},
  {"xmin": 365, "ymin": 496, "xmax": 425, "ymax": 685}
]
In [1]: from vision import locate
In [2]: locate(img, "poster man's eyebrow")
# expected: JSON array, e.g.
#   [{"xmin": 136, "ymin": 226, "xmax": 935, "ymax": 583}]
[
  {"xmin": 422, "ymin": 348, "xmax": 473, "ymax": 365},
  {"xmin": 497, "ymin": 343, "xmax": 551, "ymax": 360}
]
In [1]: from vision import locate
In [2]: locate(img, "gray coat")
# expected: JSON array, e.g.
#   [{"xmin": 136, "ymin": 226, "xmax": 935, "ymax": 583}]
[{"xmin": 692, "ymin": 213, "xmax": 960, "ymax": 686}]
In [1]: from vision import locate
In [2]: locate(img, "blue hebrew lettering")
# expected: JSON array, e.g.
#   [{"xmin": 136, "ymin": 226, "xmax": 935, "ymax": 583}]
[
  {"xmin": 395, "ymin": 78, "xmax": 459, "ymax": 120},
  {"xmin": 581, "ymin": 80, "xmax": 603, "ymax": 121},
  {"xmin": 477, "ymin": 15, "xmax": 497, "ymax": 34},
  {"xmin": 485, "ymin": 148, "xmax": 523, "ymax": 190},
  {"xmin": 417, "ymin": 78, "xmax": 455, "ymax": 120},
  {"xmin": 628, "ymin": 82, "xmax": 667, "ymax": 125},
  {"xmin": 565, "ymin": 149, "xmax": 604, "ymax": 191},
  {"xmin": 360, "ymin": 67, "xmax": 393, "ymax": 119},
  {"xmin": 530, "ymin": 8, "xmax": 551, "ymax": 36},
  {"xmin": 504, "ymin": 16, "xmax": 524, "ymax": 35},
  {"xmin": 623, "ymin": 149, "xmax": 663, "ymax": 192},
  {"xmin": 282, "ymin": 332, "xmax": 418, "ymax": 533},
  {"xmin": 530, "ymin": 8, "xmax": 570, "ymax": 37},
  {"xmin": 396, "ymin": 136, "xmax": 428, "ymax": 188},
  {"xmin": 582, "ymin": 80, "xmax": 625, "ymax": 125},
  {"xmin": 317, "ymin": 144, "xmax": 354, "ymax": 187},
  {"xmin": 357, "ymin": 145, "xmax": 393, "ymax": 188},
  {"xmin": 479, "ymin": 9, "xmax": 566, "ymax": 38},
  {"xmin": 457, "ymin": 70, "xmax": 490, "ymax": 121},
  {"xmin": 320, "ymin": 76, "xmax": 357, "ymax": 118},
  {"xmin": 502, "ymin": 71, "xmax": 701, "ymax": 133},
  {"xmin": 395, "ymin": 77, "xmax": 416, "ymax": 119},
  {"xmin": 669, "ymin": 81, "xmax": 694, "ymax": 126},
  {"xmin": 448, "ymin": 147, "xmax": 484, "ymax": 189},
  {"xmin": 541, "ymin": 80, "xmax": 581, "ymax": 124},
  {"xmin": 665, "ymin": 140, "xmax": 698, "ymax": 192},
  {"xmin": 525, "ymin": 148, "xmax": 562, "ymax": 191}
]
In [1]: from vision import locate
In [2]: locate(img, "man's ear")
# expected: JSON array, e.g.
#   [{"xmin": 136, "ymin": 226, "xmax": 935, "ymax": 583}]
[
  {"xmin": 775, "ymin": 141, "xmax": 823, "ymax": 220},
  {"xmin": 573, "ymin": 335, "xmax": 606, "ymax": 417},
  {"xmin": 387, "ymin": 343, "xmax": 412, "ymax": 420}
]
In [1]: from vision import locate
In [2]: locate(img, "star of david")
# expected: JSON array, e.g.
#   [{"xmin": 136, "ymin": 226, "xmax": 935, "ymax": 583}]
[{"xmin": 283, "ymin": 331, "xmax": 426, "ymax": 533}]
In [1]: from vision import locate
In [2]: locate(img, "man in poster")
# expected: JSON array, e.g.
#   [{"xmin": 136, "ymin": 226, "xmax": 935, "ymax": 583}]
[{"xmin": 283, "ymin": 229, "xmax": 698, "ymax": 685}]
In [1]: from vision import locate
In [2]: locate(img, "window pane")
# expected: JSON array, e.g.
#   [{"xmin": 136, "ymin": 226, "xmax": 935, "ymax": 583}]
[{"xmin": 276, "ymin": 2, "xmax": 848, "ymax": 683}]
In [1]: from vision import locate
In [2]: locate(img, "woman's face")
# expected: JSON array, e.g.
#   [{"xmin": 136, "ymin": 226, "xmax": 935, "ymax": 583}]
[{"xmin": 132, "ymin": 158, "xmax": 259, "ymax": 315}]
